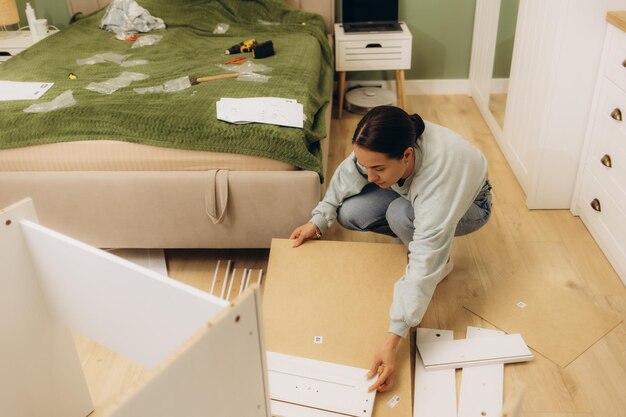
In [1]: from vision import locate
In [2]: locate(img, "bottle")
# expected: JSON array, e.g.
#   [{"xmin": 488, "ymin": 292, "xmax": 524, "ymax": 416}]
[{"xmin": 25, "ymin": 3, "xmax": 37, "ymax": 32}]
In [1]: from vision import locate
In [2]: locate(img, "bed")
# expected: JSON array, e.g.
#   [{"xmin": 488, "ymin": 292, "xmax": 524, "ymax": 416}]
[{"xmin": 0, "ymin": 0, "xmax": 334, "ymax": 248}]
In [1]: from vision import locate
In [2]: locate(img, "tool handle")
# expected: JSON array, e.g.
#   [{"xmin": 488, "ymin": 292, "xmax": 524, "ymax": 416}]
[{"xmin": 195, "ymin": 73, "xmax": 240, "ymax": 83}]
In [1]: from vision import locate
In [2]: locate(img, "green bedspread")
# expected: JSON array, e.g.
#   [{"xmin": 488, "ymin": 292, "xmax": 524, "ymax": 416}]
[{"xmin": 0, "ymin": 0, "xmax": 332, "ymax": 178}]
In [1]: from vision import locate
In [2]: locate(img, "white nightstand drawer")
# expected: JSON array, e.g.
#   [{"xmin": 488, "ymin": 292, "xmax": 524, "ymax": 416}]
[
  {"xmin": 578, "ymin": 173, "xmax": 626, "ymax": 280},
  {"xmin": 606, "ymin": 24, "xmax": 626, "ymax": 93}
]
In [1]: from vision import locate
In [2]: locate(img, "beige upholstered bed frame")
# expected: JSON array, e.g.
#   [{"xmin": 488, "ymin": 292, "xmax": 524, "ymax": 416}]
[{"xmin": 0, "ymin": 0, "xmax": 335, "ymax": 249}]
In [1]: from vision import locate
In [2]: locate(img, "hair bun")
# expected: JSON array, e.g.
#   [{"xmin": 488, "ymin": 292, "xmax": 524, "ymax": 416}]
[{"xmin": 410, "ymin": 114, "xmax": 425, "ymax": 138}]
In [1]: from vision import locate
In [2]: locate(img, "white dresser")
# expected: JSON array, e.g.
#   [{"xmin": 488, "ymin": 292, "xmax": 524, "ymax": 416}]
[{"xmin": 573, "ymin": 12, "xmax": 626, "ymax": 285}]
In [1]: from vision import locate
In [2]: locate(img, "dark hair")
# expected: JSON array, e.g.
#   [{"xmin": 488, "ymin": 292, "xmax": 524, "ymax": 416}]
[{"xmin": 352, "ymin": 105, "xmax": 425, "ymax": 159}]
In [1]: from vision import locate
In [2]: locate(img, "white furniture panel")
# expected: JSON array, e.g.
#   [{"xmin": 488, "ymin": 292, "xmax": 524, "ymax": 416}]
[
  {"xmin": 417, "ymin": 333, "xmax": 533, "ymax": 370},
  {"xmin": 457, "ymin": 327, "xmax": 505, "ymax": 417},
  {"xmin": 21, "ymin": 219, "xmax": 228, "ymax": 368},
  {"xmin": 413, "ymin": 328, "xmax": 456, "ymax": 417},
  {"xmin": 266, "ymin": 351, "xmax": 376, "ymax": 417},
  {"xmin": 1, "ymin": 198, "xmax": 272, "ymax": 417},
  {"xmin": 0, "ymin": 200, "xmax": 93, "ymax": 417},
  {"xmin": 573, "ymin": 19, "xmax": 626, "ymax": 285}
]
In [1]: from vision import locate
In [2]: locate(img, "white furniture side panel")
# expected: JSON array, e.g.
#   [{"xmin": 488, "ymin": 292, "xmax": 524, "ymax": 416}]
[
  {"xmin": 413, "ymin": 328, "xmax": 456, "ymax": 417},
  {"xmin": 0, "ymin": 200, "xmax": 93, "ymax": 417},
  {"xmin": 102, "ymin": 289, "xmax": 271, "ymax": 417},
  {"xmin": 457, "ymin": 327, "xmax": 505, "ymax": 417},
  {"xmin": 20, "ymin": 220, "xmax": 228, "ymax": 368},
  {"xmin": 417, "ymin": 333, "xmax": 533, "ymax": 370},
  {"xmin": 267, "ymin": 351, "xmax": 376, "ymax": 417}
]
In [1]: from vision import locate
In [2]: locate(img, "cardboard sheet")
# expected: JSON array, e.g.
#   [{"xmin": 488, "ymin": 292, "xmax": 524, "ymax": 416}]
[
  {"xmin": 463, "ymin": 272, "xmax": 622, "ymax": 367},
  {"xmin": 263, "ymin": 239, "xmax": 411, "ymax": 417}
]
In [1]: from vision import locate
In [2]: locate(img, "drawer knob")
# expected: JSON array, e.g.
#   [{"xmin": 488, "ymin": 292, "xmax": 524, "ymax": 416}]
[
  {"xmin": 600, "ymin": 154, "xmax": 612, "ymax": 168},
  {"xmin": 590, "ymin": 198, "xmax": 602, "ymax": 212},
  {"xmin": 623, "ymin": 58, "xmax": 626, "ymax": 68},
  {"xmin": 610, "ymin": 108, "xmax": 622, "ymax": 121}
]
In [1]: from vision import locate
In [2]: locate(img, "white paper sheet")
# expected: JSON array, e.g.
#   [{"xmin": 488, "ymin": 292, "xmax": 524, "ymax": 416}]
[
  {"xmin": 0, "ymin": 81, "xmax": 53, "ymax": 101},
  {"xmin": 216, "ymin": 97, "xmax": 304, "ymax": 128}
]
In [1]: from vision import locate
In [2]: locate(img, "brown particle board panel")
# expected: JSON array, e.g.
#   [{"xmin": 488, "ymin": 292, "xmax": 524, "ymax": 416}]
[{"xmin": 263, "ymin": 238, "xmax": 412, "ymax": 417}]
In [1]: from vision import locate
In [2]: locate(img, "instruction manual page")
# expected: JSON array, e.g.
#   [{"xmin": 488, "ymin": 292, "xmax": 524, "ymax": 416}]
[{"xmin": 216, "ymin": 97, "xmax": 304, "ymax": 128}]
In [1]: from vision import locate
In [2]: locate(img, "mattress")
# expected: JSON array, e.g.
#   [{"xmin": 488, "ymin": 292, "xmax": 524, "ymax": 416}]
[{"xmin": 0, "ymin": 140, "xmax": 296, "ymax": 171}]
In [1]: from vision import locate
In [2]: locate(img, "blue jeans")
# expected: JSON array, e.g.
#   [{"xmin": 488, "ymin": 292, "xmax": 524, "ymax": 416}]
[{"xmin": 337, "ymin": 180, "xmax": 493, "ymax": 245}]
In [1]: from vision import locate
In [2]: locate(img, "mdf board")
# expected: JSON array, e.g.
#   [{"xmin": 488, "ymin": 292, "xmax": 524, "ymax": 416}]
[
  {"xmin": 0, "ymin": 200, "xmax": 93, "ymax": 417},
  {"xmin": 264, "ymin": 239, "xmax": 411, "ymax": 417},
  {"xmin": 413, "ymin": 329, "xmax": 456, "ymax": 417}
]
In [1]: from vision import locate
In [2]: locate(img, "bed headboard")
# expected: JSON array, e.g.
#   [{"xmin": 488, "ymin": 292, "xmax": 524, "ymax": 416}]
[{"xmin": 284, "ymin": 0, "xmax": 335, "ymax": 34}]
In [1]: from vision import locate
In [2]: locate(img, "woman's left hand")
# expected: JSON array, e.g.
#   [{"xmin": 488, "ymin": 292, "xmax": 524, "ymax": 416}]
[{"xmin": 367, "ymin": 333, "xmax": 401, "ymax": 392}]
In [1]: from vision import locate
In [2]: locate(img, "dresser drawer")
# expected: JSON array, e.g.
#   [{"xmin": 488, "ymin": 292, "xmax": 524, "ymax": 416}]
[
  {"xmin": 578, "ymin": 173, "xmax": 626, "ymax": 280},
  {"xmin": 336, "ymin": 39, "xmax": 411, "ymax": 71},
  {"xmin": 588, "ymin": 78, "xmax": 626, "ymax": 196},
  {"xmin": 605, "ymin": 24, "xmax": 626, "ymax": 93}
]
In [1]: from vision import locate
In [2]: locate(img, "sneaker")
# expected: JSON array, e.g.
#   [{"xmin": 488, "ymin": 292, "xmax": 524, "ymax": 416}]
[{"xmin": 441, "ymin": 258, "xmax": 454, "ymax": 280}]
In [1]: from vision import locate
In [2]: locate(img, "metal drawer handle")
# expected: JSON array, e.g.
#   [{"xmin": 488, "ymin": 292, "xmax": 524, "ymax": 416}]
[
  {"xmin": 590, "ymin": 198, "xmax": 601, "ymax": 212},
  {"xmin": 600, "ymin": 154, "xmax": 612, "ymax": 168},
  {"xmin": 365, "ymin": 43, "xmax": 382, "ymax": 48},
  {"xmin": 610, "ymin": 108, "xmax": 622, "ymax": 121}
]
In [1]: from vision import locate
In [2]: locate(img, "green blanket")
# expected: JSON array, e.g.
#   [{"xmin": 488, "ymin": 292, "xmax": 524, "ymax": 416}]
[{"xmin": 0, "ymin": 0, "xmax": 332, "ymax": 179}]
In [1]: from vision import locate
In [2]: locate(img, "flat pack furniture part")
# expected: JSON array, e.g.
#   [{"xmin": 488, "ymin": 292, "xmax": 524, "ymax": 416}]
[
  {"xmin": 457, "ymin": 327, "xmax": 505, "ymax": 417},
  {"xmin": 263, "ymin": 239, "xmax": 413, "ymax": 417},
  {"xmin": 210, "ymin": 260, "xmax": 264, "ymax": 301},
  {"xmin": 417, "ymin": 333, "xmax": 533, "ymax": 370},
  {"xmin": 413, "ymin": 328, "xmax": 456, "ymax": 417},
  {"xmin": 267, "ymin": 351, "xmax": 376, "ymax": 417},
  {"xmin": 0, "ymin": 198, "xmax": 271, "ymax": 417},
  {"xmin": 463, "ymin": 271, "xmax": 622, "ymax": 367}
]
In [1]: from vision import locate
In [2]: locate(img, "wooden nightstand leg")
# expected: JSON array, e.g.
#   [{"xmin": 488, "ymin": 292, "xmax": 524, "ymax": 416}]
[
  {"xmin": 338, "ymin": 71, "xmax": 346, "ymax": 119},
  {"xmin": 396, "ymin": 69, "xmax": 406, "ymax": 109}
]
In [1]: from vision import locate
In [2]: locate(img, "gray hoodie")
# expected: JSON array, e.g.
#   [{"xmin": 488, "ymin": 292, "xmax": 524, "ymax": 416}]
[{"xmin": 310, "ymin": 120, "xmax": 488, "ymax": 337}]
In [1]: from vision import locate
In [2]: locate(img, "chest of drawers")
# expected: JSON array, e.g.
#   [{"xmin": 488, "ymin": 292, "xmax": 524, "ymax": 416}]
[{"xmin": 574, "ymin": 16, "xmax": 626, "ymax": 285}]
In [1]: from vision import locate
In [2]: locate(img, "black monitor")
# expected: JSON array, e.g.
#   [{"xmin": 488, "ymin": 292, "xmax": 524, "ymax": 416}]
[{"xmin": 342, "ymin": 0, "xmax": 402, "ymax": 32}]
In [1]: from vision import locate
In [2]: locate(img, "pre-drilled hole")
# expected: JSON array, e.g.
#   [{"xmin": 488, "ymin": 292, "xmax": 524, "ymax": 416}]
[
  {"xmin": 5, "ymin": 220, "xmax": 11, "ymax": 226},
  {"xmin": 235, "ymin": 315, "xmax": 240, "ymax": 323}
]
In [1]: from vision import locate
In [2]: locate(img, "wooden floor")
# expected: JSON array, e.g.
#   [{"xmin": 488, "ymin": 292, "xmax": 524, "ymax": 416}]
[{"xmin": 78, "ymin": 95, "xmax": 626, "ymax": 417}]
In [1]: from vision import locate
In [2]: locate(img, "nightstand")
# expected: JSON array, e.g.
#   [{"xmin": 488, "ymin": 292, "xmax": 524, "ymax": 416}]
[
  {"xmin": 0, "ymin": 30, "xmax": 59, "ymax": 62},
  {"xmin": 334, "ymin": 22, "xmax": 412, "ymax": 118}
]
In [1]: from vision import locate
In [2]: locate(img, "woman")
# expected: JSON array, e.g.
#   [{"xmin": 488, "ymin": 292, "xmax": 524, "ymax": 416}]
[{"xmin": 290, "ymin": 105, "xmax": 492, "ymax": 392}]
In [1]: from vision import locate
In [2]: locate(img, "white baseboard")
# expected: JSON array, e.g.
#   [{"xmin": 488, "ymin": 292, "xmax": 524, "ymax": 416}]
[{"xmin": 342, "ymin": 79, "xmax": 471, "ymax": 96}]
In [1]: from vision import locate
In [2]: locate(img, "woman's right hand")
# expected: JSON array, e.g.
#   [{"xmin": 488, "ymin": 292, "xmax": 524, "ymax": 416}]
[{"xmin": 290, "ymin": 222, "xmax": 320, "ymax": 247}]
